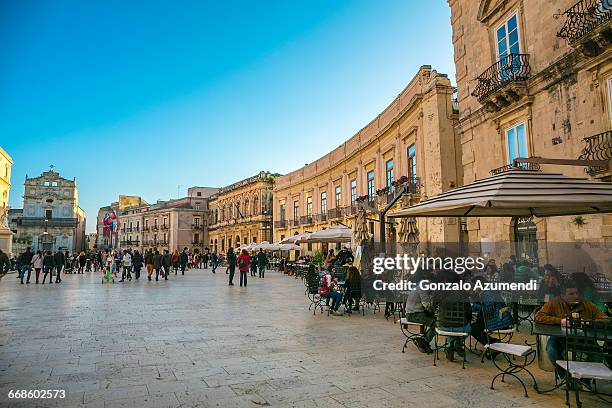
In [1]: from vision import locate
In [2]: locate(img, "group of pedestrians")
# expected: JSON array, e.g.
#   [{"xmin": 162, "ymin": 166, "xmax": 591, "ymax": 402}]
[
  {"xmin": 223, "ymin": 248, "xmax": 267, "ymax": 287},
  {"xmin": 14, "ymin": 247, "xmax": 67, "ymax": 284},
  {"xmin": 8, "ymin": 244, "xmax": 272, "ymax": 289},
  {"xmin": 100, "ymin": 246, "xmax": 199, "ymax": 283}
]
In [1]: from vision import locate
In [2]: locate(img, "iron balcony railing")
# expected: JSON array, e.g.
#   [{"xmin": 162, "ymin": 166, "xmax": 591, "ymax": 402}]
[
  {"xmin": 327, "ymin": 208, "xmax": 342, "ymax": 219},
  {"xmin": 316, "ymin": 213, "xmax": 327, "ymax": 223},
  {"xmin": 191, "ymin": 223, "xmax": 203, "ymax": 229},
  {"xmin": 300, "ymin": 215, "xmax": 314, "ymax": 225},
  {"xmin": 490, "ymin": 161, "xmax": 541, "ymax": 175},
  {"xmin": 18, "ymin": 217, "xmax": 79, "ymax": 227},
  {"xmin": 292, "ymin": 219, "xmax": 300, "ymax": 227},
  {"xmin": 579, "ymin": 130, "xmax": 612, "ymax": 174},
  {"xmin": 472, "ymin": 54, "xmax": 531, "ymax": 102},
  {"xmin": 558, "ymin": 0, "xmax": 612, "ymax": 42},
  {"xmin": 274, "ymin": 220, "xmax": 287, "ymax": 228}
]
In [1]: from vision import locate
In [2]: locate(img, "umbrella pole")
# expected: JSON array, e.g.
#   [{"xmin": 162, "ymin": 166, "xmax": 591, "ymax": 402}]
[{"xmin": 379, "ymin": 184, "xmax": 411, "ymax": 251}]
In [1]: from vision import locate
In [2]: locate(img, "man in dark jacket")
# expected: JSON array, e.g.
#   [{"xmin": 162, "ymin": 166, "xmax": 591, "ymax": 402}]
[
  {"xmin": 42, "ymin": 251, "xmax": 55, "ymax": 284},
  {"xmin": 53, "ymin": 249, "xmax": 65, "ymax": 283},
  {"xmin": 179, "ymin": 248, "xmax": 188, "ymax": 275},
  {"xmin": 152, "ymin": 250, "xmax": 163, "ymax": 281},
  {"xmin": 226, "ymin": 248, "xmax": 236, "ymax": 285},
  {"xmin": 211, "ymin": 251, "xmax": 218, "ymax": 273},
  {"xmin": 257, "ymin": 249, "xmax": 267, "ymax": 278},
  {"xmin": 19, "ymin": 247, "xmax": 34, "ymax": 284},
  {"xmin": 162, "ymin": 250, "xmax": 171, "ymax": 280}
]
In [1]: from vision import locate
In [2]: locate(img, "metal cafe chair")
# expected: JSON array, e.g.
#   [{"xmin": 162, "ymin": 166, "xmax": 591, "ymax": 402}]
[
  {"xmin": 481, "ymin": 302, "xmax": 538, "ymax": 397},
  {"xmin": 305, "ymin": 265, "xmax": 326, "ymax": 315},
  {"xmin": 433, "ymin": 302, "xmax": 471, "ymax": 369},
  {"xmin": 559, "ymin": 317, "xmax": 612, "ymax": 408}
]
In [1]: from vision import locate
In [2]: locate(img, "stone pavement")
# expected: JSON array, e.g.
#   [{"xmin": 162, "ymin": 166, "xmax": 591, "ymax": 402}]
[{"xmin": 0, "ymin": 268, "xmax": 608, "ymax": 408}]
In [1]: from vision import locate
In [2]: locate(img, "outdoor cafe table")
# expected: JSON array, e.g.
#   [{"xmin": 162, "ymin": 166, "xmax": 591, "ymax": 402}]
[{"xmin": 532, "ymin": 323, "xmax": 563, "ymax": 372}]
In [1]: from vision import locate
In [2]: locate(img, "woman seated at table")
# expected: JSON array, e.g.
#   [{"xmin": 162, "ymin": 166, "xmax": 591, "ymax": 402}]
[
  {"xmin": 323, "ymin": 249, "xmax": 336, "ymax": 270},
  {"xmin": 344, "ymin": 266, "xmax": 361, "ymax": 314},
  {"xmin": 435, "ymin": 270, "xmax": 472, "ymax": 362},
  {"xmin": 405, "ymin": 268, "xmax": 435, "ymax": 354},
  {"xmin": 534, "ymin": 279, "xmax": 608, "ymax": 378},
  {"xmin": 470, "ymin": 277, "xmax": 512, "ymax": 355},
  {"xmin": 320, "ymin": 269, "xmax": 343, "ymax": 316}
]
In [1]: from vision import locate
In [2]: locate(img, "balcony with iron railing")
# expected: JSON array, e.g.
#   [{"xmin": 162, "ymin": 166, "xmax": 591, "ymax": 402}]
[
  {"xmin": 191, "ymin": 223, "xmax": 203, "ymax": 229},
  {"xmin": 17, "ymin": 217, "xmax": 79, "ymax": 227},
  {"xmin": 490, "ymin": 161, "xmax": 541, "ymax": 175},
  {"xmin": 300, "ymin": 215, "xmax": 314, "ymax": 225},
  {"xmin": 274, "ymin": 220, "xmax": 287, "ymax": 229},
  {"xmin": 579, "ymin": 130, "xmax": 612, "ymax": 176},
  {"xmin": 472, "ymin": 53, "xmax": 531, "ymax": 113},
  {"xmin": 291, "ymin": 218, "xmax": 300, "ymax": 227},
  {"xmin": 558, "ymin": 0, "xmax": 612, "ymax": 56},
  {"xmin": 315, "ymin": 213, "xmax": 327, "ymax": 223},
  {"xmin": 327, "ymin": 208, "xmax": 342, "ymax": 219}
]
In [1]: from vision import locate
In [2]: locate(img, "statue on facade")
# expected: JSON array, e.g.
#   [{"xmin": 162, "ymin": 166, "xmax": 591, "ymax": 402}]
[{"xmin": 0, "ymin": 204, "xmax": 9, "ymax": 229}]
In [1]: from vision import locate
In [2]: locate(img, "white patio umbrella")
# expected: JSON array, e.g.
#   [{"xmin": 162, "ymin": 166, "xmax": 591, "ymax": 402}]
[
  {"xmin": 277, "ymin": 243, "xmax": 301, "ymax": 251},
  {"xmin": 279, "ymin": 232, "xmax": 311, "ymax": 244},
  {"xmin": 304, "ymin": 226, "xmax": 352, "ymax": 243}
]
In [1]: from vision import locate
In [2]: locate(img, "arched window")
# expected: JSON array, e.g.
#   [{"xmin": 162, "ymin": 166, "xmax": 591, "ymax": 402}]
[{"xmin": 253, "ymin": 196, "xmax": 259, "ymax": 215}]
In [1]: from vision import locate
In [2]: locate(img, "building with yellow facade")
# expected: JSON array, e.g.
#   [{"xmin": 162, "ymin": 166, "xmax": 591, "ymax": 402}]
[
  {"xmin": 273, "ymin": 66, "xmax": 461, "ymax": 250},
  {"xmin": 207, "ymin": 171, "xmax": 277, "ymax": 254},
  {"xmin": 0, "ymin": 146, "xmax": 13, "ymax": 255},
  {"xmin": 448, "ymin": 0, "xmax": 612, "ymax": 260}
]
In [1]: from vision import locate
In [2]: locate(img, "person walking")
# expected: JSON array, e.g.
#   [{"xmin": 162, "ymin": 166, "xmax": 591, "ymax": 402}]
[
  {"xmin": 257, "ymin": 249, "xmax": 266, "ymax": 279},
  {"xmin": 249, "ymin": 253, "xmax": 257, "ymax": 277},
  {"xmin": 162, "ymin": 250, "xmax": 171, "ymax": 280},
  {"xmin": 179, "ymin": 248, "xmax": 188, "ymax": 275},
  {"xmin": 144, "ymin": 249, "xmax": 154, "ymax": 280},
  {"xmin": 120, "ymin": 250, "xmax": 132, "ymax": 282},
  {"xmin": 237, "ymin": 249, "xmax": 250, "ymax": 287},
  {"xmin": 171, "ymin": 250, "xmax": 180, "ymax": 275},
  {"xmin": 19, "ymin": 247, "xmax": 34, "ymax": 284},
  {"xmin": 211, "ymin": 251, "xmax": 218, "ymax": 273},
  {"xmin": 226, "ymin": 247, "xmax": 236, "ymax": 286},
  {"xmin": 152, "ymin": 250, "xmax": 163, "ymax": 281},
  {"xmin": 53, "ymin": 248, "xmax": 65, "ymax": 283},
  {"xmin": 77, "ymin": 251, "xmax": 86, "ymax": 274},
  {"xmin": 31, "ymin": 250, "xmax": 43, "ymax": 283},
  {"xmin": 41, "ymin": 251, "xmax": 55, "ymax": 284},
  {"xmin": 132, "ymin": 250, "xmax": 143, "ymax": 280},
  {"xmin": 202, "ymin": 250, "xmax": 209, "ymax": 269}
]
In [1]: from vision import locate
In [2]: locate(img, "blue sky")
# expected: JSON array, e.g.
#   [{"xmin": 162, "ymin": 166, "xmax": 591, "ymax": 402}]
[{"xmin": 1, "ymin": 1, "xmax": 454, "ymax": 233}]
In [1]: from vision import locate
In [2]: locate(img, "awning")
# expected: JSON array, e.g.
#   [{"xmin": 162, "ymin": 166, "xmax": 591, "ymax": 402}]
[
  {"xmin": 389, "ymin": 170, "xmax": 612, "ymax": 218},
  {"xmin": 277, "ymin": 243, "xmax": 301, "ymax": 251},
  {"xmin": 304, "ymin": 226, "xmax": 352, "ymax": 243}
]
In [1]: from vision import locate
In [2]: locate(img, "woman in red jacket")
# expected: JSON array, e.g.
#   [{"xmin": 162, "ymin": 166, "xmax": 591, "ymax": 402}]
[{"xmin": 237, "ymin": 249, "xmax": 250, "ymax": 287}]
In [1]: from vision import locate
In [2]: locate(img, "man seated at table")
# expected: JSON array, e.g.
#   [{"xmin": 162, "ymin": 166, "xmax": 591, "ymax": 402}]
[
  {"xmin": 404, "ymin": 269, "xmax": 435, "ymax": 354},
  {"xmin": 534, "ymin": 280, "xmax": 608, "ymax": 378}
]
